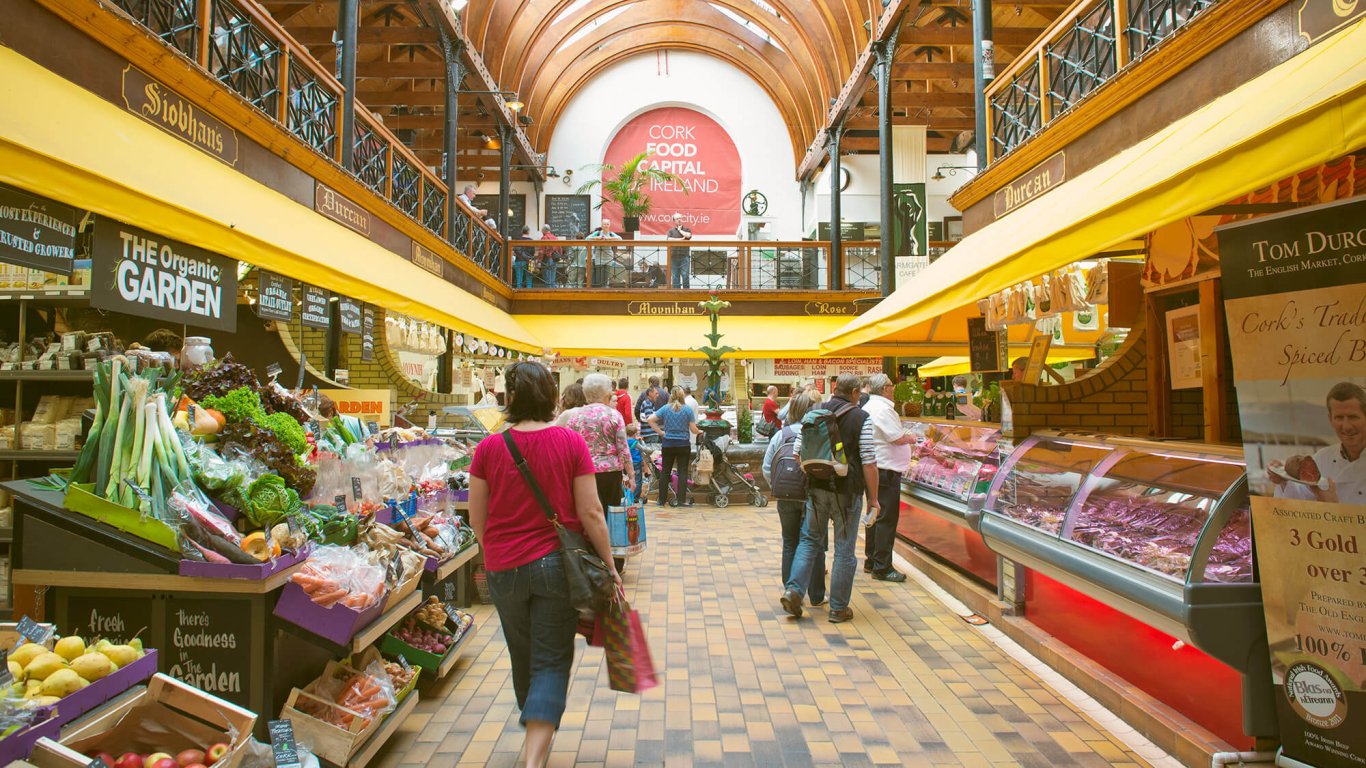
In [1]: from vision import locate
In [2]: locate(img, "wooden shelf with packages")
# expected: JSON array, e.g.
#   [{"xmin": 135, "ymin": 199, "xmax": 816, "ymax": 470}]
[{"xmin": 332, "ymin": 688, "xmax": 420, "ymax": 768}]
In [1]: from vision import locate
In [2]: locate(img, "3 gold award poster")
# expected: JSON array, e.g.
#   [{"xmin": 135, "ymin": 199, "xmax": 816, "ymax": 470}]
[{"xmin": 1218, "ymin": 197, "xmax": 1366, "ymax": 767}]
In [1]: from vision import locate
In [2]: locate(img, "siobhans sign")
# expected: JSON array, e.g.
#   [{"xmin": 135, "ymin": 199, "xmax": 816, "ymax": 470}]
[
  {"xmin": 91, "ymin": 216, "xmax": 238, "ymax": 332},
  {"xmin": 602, "ymin": 107, "xmax": 741, "ymax": 236}
]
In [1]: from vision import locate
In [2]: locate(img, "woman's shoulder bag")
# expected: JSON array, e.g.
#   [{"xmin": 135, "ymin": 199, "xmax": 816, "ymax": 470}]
[{"xmin": 502, "ymin": 431, "xmax": 614, "ymax": 613}]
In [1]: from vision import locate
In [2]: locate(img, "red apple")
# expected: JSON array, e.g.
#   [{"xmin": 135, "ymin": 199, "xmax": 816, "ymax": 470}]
[
  {"xmin": 146, "ymin": 754, "xmax": 173, "ymax": 767},
  {"xmin": 185, "ymin": 764, "xmax": 208, "ymax": 768},
  {"xmin": 176, "ymin": 750, "xmax": 206, "ymax": 767},
  {"xmin": 151, "ymin": 758, "xmax": 178, "ymax": 768},
  {"xmin": 88, "ymin": 752, "xmax": 118, "ymax": 768},
  {"xmin": 115, "ymin": 753, "xmax": 145, "ymax": 768},
  {"xmin": 205, "ymin": 743, "xmax": 231, "ymax": 766}
]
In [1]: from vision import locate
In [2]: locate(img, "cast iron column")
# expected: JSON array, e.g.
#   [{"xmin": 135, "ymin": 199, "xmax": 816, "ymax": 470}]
[
  {"xmin": 337, "ymin": 0, "xmax": 359, "ymax": 170},
  {"xmin": 874, "ymin": 37, "xmax": 897, "ymax": 299},
  {"xmin": 441, "ymin": 32, "xmax": 466, "ymax": 243},
  {"xmin": 972, "ymin": 0, "xmax": 994, "ymax": 170},
  {"xmin": 828, "ymin": 123, "xmax": 845, "ymax": 290},
  {"xmin": 498, "ymin": 124, "xmax": 512, "ymax": 236}
]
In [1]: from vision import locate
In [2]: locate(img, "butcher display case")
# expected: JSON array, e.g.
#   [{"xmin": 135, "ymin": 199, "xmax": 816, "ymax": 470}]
[
  {"xmin": 968, "ymin": 431, "xmax": 1273, "ymax": 737},
  {"xmin": 896, "ymin": 419, "xmax": 1011, "ymax": 586}
]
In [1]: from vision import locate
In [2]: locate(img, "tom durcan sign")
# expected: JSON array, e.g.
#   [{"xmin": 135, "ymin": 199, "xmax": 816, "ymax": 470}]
[
  {"xmin": 122, "ymin": 66, "xmax": 239, "ymax": 166},
  {"xmin": 993, "ymin": 152, "xmax": 1065, "ymax": 218}
]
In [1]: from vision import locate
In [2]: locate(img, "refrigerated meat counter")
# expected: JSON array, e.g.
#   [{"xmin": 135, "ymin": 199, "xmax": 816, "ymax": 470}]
[{"xmin": 966, "ymin": 431, "xmax": 1274, "ymax": 740}]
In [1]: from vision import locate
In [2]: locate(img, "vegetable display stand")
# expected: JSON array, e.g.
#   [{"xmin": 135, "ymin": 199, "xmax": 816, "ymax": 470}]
[
  {"xmin": 420, "ymin": 544, "xmax": 479, "ymax": 608},
  {"xmin": 9, "ymin": 483, "xmax": 289, "ymax": 739},
  {"xmin": 0, "ymin": 709, "xmax": 60, "ymax": 766},
  {"xmin": 340, "ymin": 690, "xmax": 419, "ymax": 768},
  {"xmin": 274, "ymin": 590, "xmax": 422, "ymax": 657},
  {"xmin": 29, "ymin": 674, "xmax": 258, "ymax": 768},
  {"xmin": 380, "ymin": 620, "xmax": 477, "ymax": 680},
  {"xmin": 279, "ymin": 660, "xmax": 420, "ymax": 768}
]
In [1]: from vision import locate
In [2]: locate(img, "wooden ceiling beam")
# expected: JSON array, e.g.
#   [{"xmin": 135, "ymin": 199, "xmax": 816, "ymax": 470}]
[
  {"xmin": 290, "ymin": 25, "xmax": 439, "ymax": 45},
  {"xmin": 890, "ymin": 61, "xmax": 975, "ymax": 80},
  {"xmin": 841, "ymin": 136, "xmax": 952, "ymax": 152},
  {"xmin": 899, "ymin": 26, "xmax": 1044, "ymax": 46},
  {"xmin": 843, "ymin": 115, "xmax": 975, "ymax": 130},
  {"xmin": 356, "ymin": 61, "xmax": 444, "ymax": 79}
]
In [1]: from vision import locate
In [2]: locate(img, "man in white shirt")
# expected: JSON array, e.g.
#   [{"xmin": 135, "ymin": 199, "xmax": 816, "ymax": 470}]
[
  {"xmin": 586, "ymin": 218, "xmax": 624, "ymax": 287},
  {"xmin": 1271, "ymin": 381, "xmax": 1366, "ymax": 504},
  {"xmin": 457, "ymin": 184, "xmax": 489, "ymax": 219},
  {"xmin": 684, "ymin": 387, "xmax": 701, "ymax": 415},
  {"xmin": 862, "ymin": 373, "xmax": 913, "ymax": 581}
]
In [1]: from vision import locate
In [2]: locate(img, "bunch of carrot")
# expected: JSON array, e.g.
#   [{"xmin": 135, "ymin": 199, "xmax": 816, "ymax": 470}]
[
  {"xmin": 290, "ymin": 554, "xmax": 385, "ymax": 610},
  {"xmin": 296, "ymin": 671, "xmax": 392, "ymax": 730}
]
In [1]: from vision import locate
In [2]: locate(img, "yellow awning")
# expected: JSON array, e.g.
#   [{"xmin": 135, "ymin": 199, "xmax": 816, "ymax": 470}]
[
  {"xmin": 821, "ymin": 18, "xmax": 1366, "ymax": 354},
  {"xmin": 916, "ymin": 349, "xmax": 1096, "ymax": 378},
  {"xmin": 0, "ymin": 47, "xmax": 541, "ymax": 353},
  {"xmin": 516, "ymin": 315, "xmax": 856, "ymax": 358}
]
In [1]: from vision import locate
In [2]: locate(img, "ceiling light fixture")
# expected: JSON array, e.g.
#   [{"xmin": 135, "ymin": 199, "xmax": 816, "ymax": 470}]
[{"xmin": 932, "ymin": 165, "xmax": 976, "ymax": 181}]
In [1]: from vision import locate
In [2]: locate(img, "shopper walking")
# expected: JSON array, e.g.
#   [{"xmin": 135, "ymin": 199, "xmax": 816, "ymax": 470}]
[
  {"xmin": 562, "ymin": 374, "xmax": 636, "ymax": 517},
  {"xmin": 513, "ymin": 225, "xmax": 535, "ymax": 288},
  {"xmin": 863, "ymin": 373, "xmax": 911, "ymax": 582},
  {"xmin": 780, "ymin": 374, "xmax": 879, "ymax": 623},
  {"xmin": 648, "ymin": 386, "xmax": 701, "ymax": 507},
  {"xmin": 762, "ymin": 392, "xmax": 825, "ymax": 606},
  {"xmin": 554, "ymin": 383, "xmax": 587, "ymax": 426},
  {"xmin": 634, "ymin": 376, "xmax": 667, "ymax": 444},
  {"xmin": 467, "ymin": 362, "xmax": 619, "ymax": 768},
  {"xmin": 613, "ymin": 377, "xmax": 634, "ymax": 426}
]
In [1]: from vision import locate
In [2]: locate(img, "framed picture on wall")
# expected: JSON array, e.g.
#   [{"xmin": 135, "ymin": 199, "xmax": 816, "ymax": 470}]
[{"xmin": 944, "ymin": 216, "xmax": 964, "ymax": 241}]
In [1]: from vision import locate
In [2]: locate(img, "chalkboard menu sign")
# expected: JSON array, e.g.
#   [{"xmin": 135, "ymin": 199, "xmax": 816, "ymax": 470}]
[
  {"xmin": 165, "ymin": 597, "xmax": 252, "ymax": 708},
  {"xmin": 361, "ymin": 305, "xmax": 375, "ymax": 361},
  {"xmin": 544, "ymin": 195, "xmax": 592, "ymax": 238},
  {"xmin": 65, "ymin": 594, "xmax": 153, "ymax": 646},
  {"xmin": 339, "ymin": 298, "xmax": 362, "ymax": 334},
  {"xmin": 967, "ymin": 317, "xmax": 1008, "ymax": 372},
  {"xmin": 300, "ymin": 285, "xmax": 330, "ymax": 329},
  {"xmin": 257, "ymin": 271, "xmax": 293, "ymax": 322},
  {"xmin": 474, "ymin": 194, "xmax": 526, "ymax": 234}
]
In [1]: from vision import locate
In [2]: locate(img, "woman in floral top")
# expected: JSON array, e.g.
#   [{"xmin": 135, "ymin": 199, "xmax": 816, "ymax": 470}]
[{"xmin": 563, "ymin": 374, "xmax": 636, "ymax": 516}]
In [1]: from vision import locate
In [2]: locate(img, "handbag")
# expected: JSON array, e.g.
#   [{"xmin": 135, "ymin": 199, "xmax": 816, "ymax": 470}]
[
  {"xmin": 593, "ymin": 589, "xmax": 659, "ymax": 694},
  {"xmin": 501, "ymin": 431, "xmax": 614, "ymax": 614}
]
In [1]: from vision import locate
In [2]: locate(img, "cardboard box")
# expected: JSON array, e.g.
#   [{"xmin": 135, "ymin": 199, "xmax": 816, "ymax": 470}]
[{"xmin": 29, "ymin": 674, "xmax": 256, "ymax": 768}]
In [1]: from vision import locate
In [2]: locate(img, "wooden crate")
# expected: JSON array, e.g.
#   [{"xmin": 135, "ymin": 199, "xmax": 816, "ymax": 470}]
[
  {"xmin": 278, "ymin": 661, "xmax": 392, "ymax": 765},
  {"xmin": 29, "ymin": 674, "xmax": 257, "ymax": 768}
]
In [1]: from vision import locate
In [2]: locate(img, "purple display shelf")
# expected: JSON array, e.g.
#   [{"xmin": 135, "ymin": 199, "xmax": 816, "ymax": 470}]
[
  {"xmin": 0, "ymin": 708, "xmax": 60, "ymax": 765},
  {"xmin": 178, "ymin": 546, "xmax": 311, "ymax": 579},
  {"xmin": 273, "ymin": 582, "xmax": 388, "ymax": 646}
]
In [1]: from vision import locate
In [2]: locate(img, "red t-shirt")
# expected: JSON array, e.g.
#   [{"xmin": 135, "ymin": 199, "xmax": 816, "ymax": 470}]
[
  {"xmin": 470, "ymin": 426, "xmax": 595, "ymax": 571},
  {"xmin": 614, "ymin": 390, "xmax": 634, "ymax": 425},
  {"xmin": 762, "ymin": 397, "xmax": 780, "ymax": 427}
]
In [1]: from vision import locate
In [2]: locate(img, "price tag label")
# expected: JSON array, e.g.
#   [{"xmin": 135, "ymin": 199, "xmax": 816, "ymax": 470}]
[
  {"xmin": 444, "ymin": 605, "xmax": 460, "ymax": 627},
  {"xmin": 0, "ymin": 649, "xmax": 12, "ymax": 686},
  {"xmin": 297, "ymin": 352, "xmax": 308, "ymax": 390},
  {"xmin": 387, "ymin": 551, "xmax": 403, "ymax": 582},
  {"xmin": 442, "ymin": 581, "xmax": 456, "ymax": 603},
  {"xmin": 447, "ymin": 476, "xmax": 459, "ymax": 491},
  {"xmin": 15, "ymin": 615, "xmax": 53, "ymax": 646},
  {"xmin": 398, "ymin": 654, "xmax": 412, "ymax": 674},
  {"xmin": 87, "ymin": 758, "xmax": 110, "ymax": 768},
  {"xmin": 388, "ymin": 433, "xmax": 399, "ymax": 450},
  {"xmin": 351, "ymin": 477, "xmax": 362, "ymax": 503},
  {"xmin": 123, "ymin": 479, "xmax": 152, "ymax": 503},
  {"xmin": 265, "ymin": 362, "xmax": 283, "ymax": 380},
  {"xmin": 334, "ymin": 493, "xmax": 348, "ymax": 513},
  {"xmin": 267, "ymin": 719, "xmax": 301, "ymax": 768},
  {"xmin": 187, "ymin": 403, "xmax": 197, "ymax": 429},
  {"xmin": 367, "ymin": 421, "xmax": 379, "ymax": 436}
]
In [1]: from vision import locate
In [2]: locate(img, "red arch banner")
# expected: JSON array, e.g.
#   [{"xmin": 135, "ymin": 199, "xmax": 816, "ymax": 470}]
[{"xmin": 601, "ymin": 107, "xmax": 742, "ymax": 236}]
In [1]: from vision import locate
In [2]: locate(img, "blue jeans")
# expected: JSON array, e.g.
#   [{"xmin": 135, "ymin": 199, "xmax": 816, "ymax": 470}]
[
  {"xmin": 778, "ymin": 500, "xmax": 824, "ymax": 604},
  {"xmin": 540, "ymin": 264, "xmax": 558, "ymax": 288},
  {"xmin": 513, "ymin": 261, "xmax": 531, "ymax": 288},
  {"xmin": 487, "ymin": 551, "xmax": 578, "ymax": 727},
  {"xmin": 785, "ymin": 488, "xmax": 862, "ymax": 612},
  {"xmin": 671, "ymin": 256, "xmax": 690, "ymax": 288}
]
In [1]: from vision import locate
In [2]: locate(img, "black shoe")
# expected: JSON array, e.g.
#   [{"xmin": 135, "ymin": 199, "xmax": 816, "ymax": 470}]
[
  {"xmin": 810, "ymin": 596, "xmax": 827, "ymax": 607},
  {"xmin": 872, "ymin": 570, "xmax": 908, "ymax": 583},
  {"xmin": 828, "ymin": 608, "xmax": 854, "ymax": 623},
  {"xmin": 780, "ymin": 590, "xmax": 804, "ymax": 618},
  {"xmin": 863, "ymin": 562, "xmax": 874, "ymax": 573}
]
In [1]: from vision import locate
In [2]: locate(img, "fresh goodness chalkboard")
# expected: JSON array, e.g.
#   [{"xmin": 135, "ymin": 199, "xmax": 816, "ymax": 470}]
[
  {"xmin": 0, "ymin": 183, "xmax": 77, "ymax": 274},
  {"xmin": 91, "ymin": 216, "xmax": 238, "ymax": 332},
  {"xmin": 544, "ymin": 195, "xmax": 591, "ymax": 238},
  {"xmin": 165, "ymin": 597, "xmax": 252, "ymax": 707},
  {"xmin": 64, "ymin": 593, "xmax": 153, "ymax": 646}
]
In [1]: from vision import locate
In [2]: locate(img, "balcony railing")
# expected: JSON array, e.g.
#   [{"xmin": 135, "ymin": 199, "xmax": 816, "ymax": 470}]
[
  {"xmin": 986, "ymin": 0, "xmax": 1220, "ymax": 162},
  {"xmin": 502, "ymin": 240, "xmax": 883, "ymax": 292},
  {"xmin": 104, "ymin": 0, "xmax": 494, "ymax": 278}
]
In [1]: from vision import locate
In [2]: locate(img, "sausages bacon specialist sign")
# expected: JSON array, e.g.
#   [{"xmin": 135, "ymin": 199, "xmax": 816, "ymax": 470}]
[
  {"xmin": 339, "ymin": 298, "xmax": 362, "ymax": 334},
  {"xmin": 1217, "ymin": 196, "xmax": 1366, "ymax": 768},
  {"xmin": 256, "ymin": 271, "xmax": 293, "ymax": 322},
  {"xmin": 91, "ymin": 217, "xmax": 237, "ymax": 332},
  {"xmin": 0, "ymin": 184, "xmax": 77, "ymax": 274}
]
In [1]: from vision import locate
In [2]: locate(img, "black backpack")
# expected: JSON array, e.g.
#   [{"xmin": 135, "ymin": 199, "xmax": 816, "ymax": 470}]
[{"xmin": 769, "ymin": 426, "xmax": 807, "ymax": 501}]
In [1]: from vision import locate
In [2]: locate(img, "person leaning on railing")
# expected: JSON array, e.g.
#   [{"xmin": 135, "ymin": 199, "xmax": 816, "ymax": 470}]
[
  {"xmin": 586, "ymin": 219, "xmax": 623, "ymax": 288},
  {"xmin": 537, "ymin": 225, "xmax": 562, "ymax": 288}
]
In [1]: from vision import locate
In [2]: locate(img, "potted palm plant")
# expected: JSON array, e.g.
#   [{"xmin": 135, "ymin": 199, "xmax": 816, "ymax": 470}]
[{"xmin": 577, "ymin": 150, "xmax": 686, "ymax": 238}]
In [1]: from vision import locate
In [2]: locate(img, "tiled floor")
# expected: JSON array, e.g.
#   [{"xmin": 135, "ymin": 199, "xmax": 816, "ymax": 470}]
[{"xmin": 372, "ymin": 506, "xmax": 1153, "ymax": 767}]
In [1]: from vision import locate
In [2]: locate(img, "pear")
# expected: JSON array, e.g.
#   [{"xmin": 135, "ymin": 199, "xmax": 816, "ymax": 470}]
[
  {"xmin": 40, "ymin": 668, "xmax": 87, "ymax": 697},
  {"xmin": 70, "ymin": 652, "xmax": 116, "ymax": 682},
  {"xmin": 9, "ymin": 643, "xmax": 47, "ymax": 669},
  {"xmin": 7, "ymin": 661, "xmax": 21, "ymax": 681},
  {"xmin": 23, "ymin": 653, "xmax": 69, "ymax": 682},
  {"xmin": 54, "ymin": 636, "xmax": 86, "ymax": 662},
  {"xmin": 99, "ymin": 644, "xmax": 141, "ymax": 669},
  {"xmin": 30, "ymin": 695, "xmax": 62, "ymax": 707},
  {"xmin": 129, "ymin": 638, "xmax": 144, "ymax": 653},
  {"xmin": 23, "ymin": 679, "xmax": 42, "ymax": 699}
]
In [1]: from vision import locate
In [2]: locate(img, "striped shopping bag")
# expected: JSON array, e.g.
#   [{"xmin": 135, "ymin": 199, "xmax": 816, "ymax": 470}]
[{"xmin": 594, "ymin": 590, "xmax": 658, "ymax": 694}]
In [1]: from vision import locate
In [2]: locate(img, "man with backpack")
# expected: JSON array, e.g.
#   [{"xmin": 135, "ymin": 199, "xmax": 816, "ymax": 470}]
[
  {"xmin": 863, "ymin": 373, "xmax": 911, "ymax": 582},
  {"xmin": 780, "ymin": 374, "xmax": 879, "ymax": 623},
  {"xmin": 762, "ymin": 392, "xmax": 825, "ymax": 607}
]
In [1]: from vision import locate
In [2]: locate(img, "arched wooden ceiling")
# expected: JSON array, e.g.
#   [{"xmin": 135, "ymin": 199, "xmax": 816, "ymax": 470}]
[{"xmin": 257, "ymin": 0, "xmax": 1069, "ymax": 177}]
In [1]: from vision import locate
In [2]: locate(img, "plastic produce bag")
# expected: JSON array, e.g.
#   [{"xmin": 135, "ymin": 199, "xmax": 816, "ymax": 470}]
[{"xmin": 289, "ymin": 545, "xmax": 387, "ymax": 610}]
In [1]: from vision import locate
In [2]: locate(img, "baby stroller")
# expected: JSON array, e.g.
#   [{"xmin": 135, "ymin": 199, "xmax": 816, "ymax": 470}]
[{"xmin": 694, "ymin": 432, "xmax": 768, "ymax": 509}]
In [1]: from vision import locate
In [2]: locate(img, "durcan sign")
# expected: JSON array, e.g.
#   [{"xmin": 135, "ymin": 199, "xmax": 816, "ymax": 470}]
[
  {"xmin": 0, "ymin": 184, "xmax": 77, "ymax": 274},
  {"xmin": 1217, "ymin": 197, "xmax": 1366, "ymax": 768},
  {"xmin": 90, "ymin": 216, "xmax": 237, "ymax": 332},
  {"xmin": 601, "ymin": 107, "xmax": 742, "ymax": 236}
]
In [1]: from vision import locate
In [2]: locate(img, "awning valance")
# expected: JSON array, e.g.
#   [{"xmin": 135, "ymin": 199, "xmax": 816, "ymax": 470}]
[
  {"xmin": 515, "ymin": 315, "xmax": 857, "ymax": 359},
  {"xmin": 821, "ymin": 18, "xmax": 1366, "ymax": 354},
  {"xmin": 0, "ymin": 47, "xmax": 541, "ymax": 353}
]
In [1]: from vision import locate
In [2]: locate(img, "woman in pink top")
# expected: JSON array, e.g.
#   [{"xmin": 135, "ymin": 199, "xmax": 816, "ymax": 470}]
[
  {"xmin": 469, "ymin": 363, "xmax": 618, "ymax": 766},
  {"xmin": 562, "ymin": 373, "xmax": 636, "ymax": 515}
]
